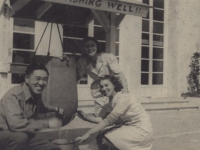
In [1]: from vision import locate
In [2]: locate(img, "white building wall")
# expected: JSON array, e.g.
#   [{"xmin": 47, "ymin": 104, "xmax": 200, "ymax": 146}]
[
  {"xmin": 119, "ymin": 0, "xmax": 169, "ymax": 99},
  {"xmin": 168, "ymin": 0, "xmax": 200, "ymax": 98},
  {"xmin": 1, "ymin": 1, "xmax": 200, "ymax": 101},
  {"xmin": 0, "ymin": 16, "xmax": 64, "ymax": 99},
  {"xmin": 120, "ymin": 14, "xmax": 142, "ymax": 99},
  {"xmin": 120, "ymin": 0, "xmax": 200, "ymax": 99},
  {"xmin": 0, "ymin": 11, "xmax": 11, "ymax": 99},
  {"xmin": 35, "ymin": 22, "xmax": 63, "ymax": 57}
]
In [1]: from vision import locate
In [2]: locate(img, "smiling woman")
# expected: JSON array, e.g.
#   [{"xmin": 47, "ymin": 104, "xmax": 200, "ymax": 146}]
[
  {"xmin": 82, "ymin": 39, "xmax": 98, "ymax": 57},
  {"xmin": 76, "ymin": 75, "xmax": 154, "ymax": 150},
  {"xmin": 76, "ymin": 36, "xmax": 129, "ymax": 117},
  {"xmin": 99, "ymin": 75, "xmax": 123, "ymax": 98}
]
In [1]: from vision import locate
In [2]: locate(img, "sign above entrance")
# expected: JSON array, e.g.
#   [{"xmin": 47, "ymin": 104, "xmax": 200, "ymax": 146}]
[{"xmin": 42, "ymin": 0, "xmax": 151, "ymax": 17}]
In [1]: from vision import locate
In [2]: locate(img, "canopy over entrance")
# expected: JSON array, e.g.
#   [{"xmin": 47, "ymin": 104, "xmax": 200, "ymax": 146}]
[
  {"xmin": 10, "ymin": 0, "xmax": 152, "ymax": 26},
  {"xmin": 9, "ymin": 0, "xmax": 152, "ymax": 52}
]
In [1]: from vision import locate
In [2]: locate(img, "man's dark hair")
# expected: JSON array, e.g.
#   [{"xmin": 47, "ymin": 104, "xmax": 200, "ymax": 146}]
[
  {"xmin": 99, "ymin": 75, "xmax": 123, "ymax": 92},
  {"xmin": 25, "ymin": 63, "xmax": 49, "ymax": 76}
]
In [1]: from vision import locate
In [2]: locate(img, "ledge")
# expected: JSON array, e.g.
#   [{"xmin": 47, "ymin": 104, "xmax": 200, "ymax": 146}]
[
  {"xmin": 0, "ymin": 62, "xmax": 10, "ymax": 73},
  {"xmin": 10, "ymin": 63, "xmax": 28, "ymax": 74}
]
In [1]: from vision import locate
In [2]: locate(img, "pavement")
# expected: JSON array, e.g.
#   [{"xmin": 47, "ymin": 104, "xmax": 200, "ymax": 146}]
[
  {"xmin": 39, "ymin": 109, "xmax": 200, "ymax": 150},
  {"xmin": 150, "ymin": 110, "xmax": 200, "ymax": 150}
]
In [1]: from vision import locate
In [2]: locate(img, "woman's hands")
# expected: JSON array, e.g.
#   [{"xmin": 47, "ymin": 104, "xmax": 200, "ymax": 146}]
[
  {"xmin": 77, "ymin": 110, "xmax": 89, "ymax": 121},
  {"xmin": 75, "ymin": 133, "xmax": 90, "ymax": 143},
  {"xmin": 75, "ymin": 121, "xmax": 108, "ymax": 145},
  {"xmin": 77, "ymin": 110, "xmax": 103, "ymax": 124}
]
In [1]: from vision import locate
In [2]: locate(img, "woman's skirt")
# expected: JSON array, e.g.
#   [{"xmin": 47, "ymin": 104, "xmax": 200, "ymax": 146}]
[{"xmin": 104, "ymin": 124, "xmax": 153, "ymax": 150}]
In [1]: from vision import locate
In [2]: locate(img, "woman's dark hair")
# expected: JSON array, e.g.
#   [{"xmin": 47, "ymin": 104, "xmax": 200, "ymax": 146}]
[
  {"xmin": 99, "ymin": 75, "xmax": 123, "ymax": 92},
  {"xmin": 25, "ymin": 63, "xmax": 49, "ymax": 76},
  {"xmin": 81, "ymin": 36, "xmax": 102, "ymax": 55}
]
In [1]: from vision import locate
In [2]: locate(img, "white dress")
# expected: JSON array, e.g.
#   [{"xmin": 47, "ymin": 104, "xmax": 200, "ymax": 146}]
[{"xmin": 102, "ymin": 92, "xmax": 153, "ymax": 150}]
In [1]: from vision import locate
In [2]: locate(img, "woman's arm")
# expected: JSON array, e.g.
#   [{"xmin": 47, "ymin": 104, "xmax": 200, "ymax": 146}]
[
  {"xmin": 114, "ymin": 72, "xmax": 129, "ymax": 93},
  {"xmin": 86, "ymin": 121, "xmax": 107, "ymax": 136},
  {"xmin": 76, "ymin": 121, "xmax": 108, "ymax": 143},
  {"xmin": 107, "ymin": 53, "xmax": 129, "ymax": 92},
  {"xmin": 77, "ymin": 112, "xmax": 121, "ymax": 143},
  {"xmin": 77, "ymin": 110, "xmax": 103, "ymax": 124},
  {"xmin": 76, "ymin": 94, "xmax": 130, "ymax": 143},
  {"xmin": 82, "ymin": 114, "xmax": 103, "ymax": 124}
]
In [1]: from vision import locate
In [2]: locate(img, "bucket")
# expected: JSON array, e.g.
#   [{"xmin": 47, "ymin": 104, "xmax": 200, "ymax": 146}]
[{"xmin": 52, "ymin": 139, "xmax": 79, "ymax": 150}]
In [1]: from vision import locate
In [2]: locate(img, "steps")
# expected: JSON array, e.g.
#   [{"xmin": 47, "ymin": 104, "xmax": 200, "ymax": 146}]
[
  {"xmin": 78, "ymin": 99, "xmax": 199, "ymax": 114},
  {"xmin": 40, "ymin": 98, "xmax": 200, "ymax": 150},
  {"xmin": 143, "ymin": 103, "xmax": 198, "ymax": 111},
  {"xmin": 141, "ymin": 99, "xmax": 198, "ymax": 111}
]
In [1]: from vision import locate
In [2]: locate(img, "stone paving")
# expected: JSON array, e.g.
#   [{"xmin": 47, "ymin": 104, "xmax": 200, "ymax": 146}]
[
  {"xmin": 39, "ymin": 109, "xmax": 200, "ymax": 150},
  {"xmin": 150, "ymin": 110, "xmax": 200, "ymax": 150}
]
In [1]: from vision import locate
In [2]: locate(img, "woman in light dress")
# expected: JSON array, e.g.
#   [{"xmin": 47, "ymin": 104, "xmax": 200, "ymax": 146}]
[
  {"xmin": 76, "ymin": 36, "xmax": 128, "ymax": 117},
  {"xmin": 76, "ymin": 75, "xmax": 153, "ymax": 150}
]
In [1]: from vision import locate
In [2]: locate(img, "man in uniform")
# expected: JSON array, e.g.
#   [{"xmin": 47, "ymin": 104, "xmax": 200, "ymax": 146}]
[{"xmin": 0, "ymin": 63, "xmax": 64, "ymax": 150}]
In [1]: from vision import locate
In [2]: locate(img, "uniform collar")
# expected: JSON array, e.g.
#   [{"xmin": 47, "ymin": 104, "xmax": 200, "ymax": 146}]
[{"xmin": 21, "ymin": 82, "xmax": 33, "ymax": 101}]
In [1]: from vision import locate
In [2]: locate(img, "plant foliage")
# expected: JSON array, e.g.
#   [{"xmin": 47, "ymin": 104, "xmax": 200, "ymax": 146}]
[{"xmin": 183, "ymin": 52, "xmax": 200, "ymax": 97}]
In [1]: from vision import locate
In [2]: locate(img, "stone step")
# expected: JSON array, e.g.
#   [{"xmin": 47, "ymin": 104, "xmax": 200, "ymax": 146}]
[
  {"xmin": 141, "ymin": 100, "xmax": 189, "ymax": 105},
  {"xmin": 139, "ymin": 97, "xmax": 189, "ymax": 103},
  {"xmin": 78, "ymin": 101, "xmax": 198, "ymax": 114},
  {"xmin": 143, "ymin": 103, "xmax": 198, "ymax": 111},
  {"xmin": 78, "ymin": 99, "xmax": 190, "ymax": 108}
]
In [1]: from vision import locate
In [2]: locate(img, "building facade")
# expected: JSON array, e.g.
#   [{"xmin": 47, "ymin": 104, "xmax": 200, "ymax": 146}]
[{"xmin": 0, "ymin": 0, "xmax": 200, "ymax": 101}]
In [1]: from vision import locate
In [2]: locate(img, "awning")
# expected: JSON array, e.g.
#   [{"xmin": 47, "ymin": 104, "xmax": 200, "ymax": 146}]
[
  {"xmin": 0, "ymin": 0, "xmax": 11, "ymax": 15},
  {"xmin": 10, "ymin": 0, "xmax": 152, "ymax": 26},
  {"xmin": 8, "ymin": 0, "xmax": 153, "ymax": 55}
]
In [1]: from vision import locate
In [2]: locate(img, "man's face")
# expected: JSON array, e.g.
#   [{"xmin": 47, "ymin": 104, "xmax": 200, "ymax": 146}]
[{"xmin": 25, "ymin": 70, "xmax": 48, "ymax": 95}]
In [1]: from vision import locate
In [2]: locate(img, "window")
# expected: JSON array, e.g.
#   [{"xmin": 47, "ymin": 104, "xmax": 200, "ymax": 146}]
[
  {"xmin": 63, "ymin": 16, "xmax": 120, "ymax": 85},
  {"xmin": 94, "ymin": 17, "xmax": 120, "ymax": 59},
  {"xmin": 11, "ymin": 18, "xmax": 35, "ymax": 84},
  {"xmin": 141, "ymin": 0, "xmax": 165, "ymax": 85},
  {"xmin": 62, "ymin": 25, "xmax": 88, "ymax": 84}
]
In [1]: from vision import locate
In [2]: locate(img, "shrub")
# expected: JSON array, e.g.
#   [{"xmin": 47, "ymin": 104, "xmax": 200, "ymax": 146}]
[{"xmin": 182, "ymin": 52, "xmax": 200, "ymax": 98}]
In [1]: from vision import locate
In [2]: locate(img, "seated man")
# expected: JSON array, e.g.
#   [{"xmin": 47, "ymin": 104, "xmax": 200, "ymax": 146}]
[{"xmin": 0, "ymin": 63, "xmax": 64, "ymax": 150}]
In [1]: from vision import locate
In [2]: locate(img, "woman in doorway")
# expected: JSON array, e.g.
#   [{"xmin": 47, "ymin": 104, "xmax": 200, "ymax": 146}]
[
  {"xmin": 76, "ymin": 75, "xmax": 153, "ymax": 150},
  {"xmin": 76, "ymin": 36, "xmax": 128, "ymax": 117}
]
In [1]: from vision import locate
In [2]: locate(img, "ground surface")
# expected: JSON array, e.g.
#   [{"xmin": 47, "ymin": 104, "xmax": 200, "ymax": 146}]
[{"xmin": 39, "ymin": 109, "xmax": 200, "ymax": 150}]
